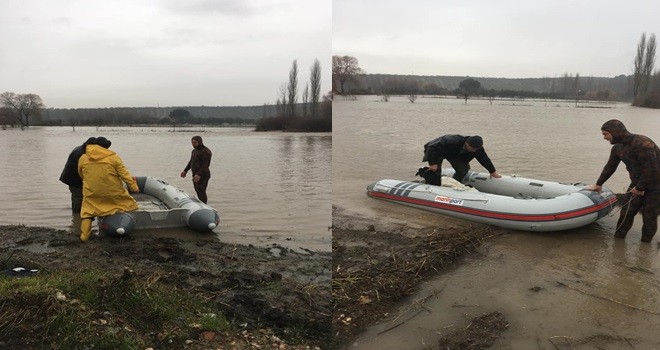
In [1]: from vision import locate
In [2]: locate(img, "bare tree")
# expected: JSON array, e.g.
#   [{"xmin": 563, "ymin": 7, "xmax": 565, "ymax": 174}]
[
  {"xmin": 277, "ymin": 83, "xmax": 287, "ymax": 117},
  {"xmin": 310, "ymin": 59, "xmax": 322, "ymax": 115},
  {"xmin": 380, "ymin": 90, "xmax": 390, "ymax": 102},
  {"xmin": 0, "ymin": 92, "xmax": 44, "ymax": 129},
  {"xmin": 332, "ymin": 55, "xmax": 364, "ymax": 95},
  {"xmin": 0, "ymin": 107, "xmax": 14, "ymax": 128},
  {"xmin": 302, "ymin": 83, "xmax": 309, "ymax": 117},
  {"xmin": 632, "ymin": 32, "xmax": 657, "ymax": 105},
  {"xmin": 633, "ymin": 33, "xmax": 647, "ymax": 99},
  {"xmin": 642, "ymin": 33, "xmax": 657, "ymax": 97},
  {"xmin": 287, "ymin": 60, "xmax": 298, "ymax": 117}
]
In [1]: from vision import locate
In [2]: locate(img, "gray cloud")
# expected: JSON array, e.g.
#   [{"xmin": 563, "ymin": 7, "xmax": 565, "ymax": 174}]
[
  {"xmin": 0, "ymin": 0, "xmax": 331, "ymax": 108},
  {"xmin": 333, "ymin": 0, "xmax": 660, "ymax": 78},
  {"xmin": 162, "ymin": 0, "xmax": 261, "ymax": 16}
]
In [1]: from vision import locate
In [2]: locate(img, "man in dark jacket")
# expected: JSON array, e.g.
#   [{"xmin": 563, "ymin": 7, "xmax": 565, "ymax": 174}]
[
  {"xmin": 586, "ymin": 119, "xmax": 659, "ymax": 242},
  {"xmin": 181, "ymin": 135, "xmax": 213, "ymax": 204},
  {"xmin": 420, "ymin": 134, "xmax": 501, "ymax": 186},
  {"xmin": 59, "ymin": 137, "xmax": 97, "ymax": 213}
]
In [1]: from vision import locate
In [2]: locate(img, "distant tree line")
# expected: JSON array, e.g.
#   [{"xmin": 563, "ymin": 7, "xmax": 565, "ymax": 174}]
[
  {"xmin": 338, "ymin": 73, "xmax": 630, "ymax": 102},
  {"xmin": 255, "ymin": 58, "xmax": 332, "ymax": 132},
  {"xmin": 41, "ymin": 114, "xmax": 254, "ymax": 127},
  {"xmin": 0, "ymin": 102, "xmax": 275, "ymax": 129},
  {"xmin": 333, "ymin": 34, "xmax": 659, "ymax": 108}
]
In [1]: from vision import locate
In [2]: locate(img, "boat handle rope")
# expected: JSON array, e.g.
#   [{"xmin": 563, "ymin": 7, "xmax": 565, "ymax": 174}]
[
  {"xmin": 608, "ymin": 193, "xmax": 637, "ymax": 233},
  {"xmin": 374, "ymin": 183, "xmax": 489, "ymax": 202}
]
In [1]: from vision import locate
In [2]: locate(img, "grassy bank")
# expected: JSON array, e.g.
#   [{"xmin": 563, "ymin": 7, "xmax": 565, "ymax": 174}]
[
  {"xmin": 1, "ymin": 268, "xmax": 230, "ymax": 349},
  {"xmin": 0, "ymin": 225, "xmax": 331, "ymax": 349}
]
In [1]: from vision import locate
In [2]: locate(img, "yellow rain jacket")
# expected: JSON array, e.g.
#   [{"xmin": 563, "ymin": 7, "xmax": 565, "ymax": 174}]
[{"xmin": 78, "ymin": 144, "xmax": 139, "ymax": 219}]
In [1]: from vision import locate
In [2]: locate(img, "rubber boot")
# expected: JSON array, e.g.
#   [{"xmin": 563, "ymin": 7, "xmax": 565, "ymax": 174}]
[{"xmin": 80, "ymin": 218, "xmax": 93, "ymax": 242}]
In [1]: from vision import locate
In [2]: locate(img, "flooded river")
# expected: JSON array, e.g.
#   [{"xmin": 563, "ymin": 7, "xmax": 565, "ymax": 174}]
[
  {"xmin": 0, "ymin": 126, "xmax": 331, "ymax": 252},
  {"xmin": 334, "ymin": 96, "xmax": 660, "ymax": 349}
]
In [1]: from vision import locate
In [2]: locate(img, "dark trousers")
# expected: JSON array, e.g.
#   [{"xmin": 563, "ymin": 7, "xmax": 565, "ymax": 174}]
[
  {"xmin": 69, "ymin": 186, "xmax": 83, "ymax": 214},
  {"xmin": 193, "ymin": 176, "xmax": 210, "ymax": 204},
  {"xmin": 425, "ymin": 158, "xmax": 471, "ymax": 186},
  {"xmin": 616, "ymin": 187, "xmax": 659, "ymax": 241},
  {"xmin": 446, "ymin": 158, "xmax": 471, "ymax": 182}
]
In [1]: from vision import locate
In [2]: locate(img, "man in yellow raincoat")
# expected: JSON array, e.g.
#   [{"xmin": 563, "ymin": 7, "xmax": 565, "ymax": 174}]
[{"xmin": 77, "ymin": 137, "xmax": 139, "ymax": 242}]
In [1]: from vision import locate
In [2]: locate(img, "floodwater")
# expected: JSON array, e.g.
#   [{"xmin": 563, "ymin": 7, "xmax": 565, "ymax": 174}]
[
  {"xmin": 0, "ymin": 126, "xmax": 331, "ymax": 252},
  {"xmin": 333, "ymin": 96, "xmax": 660, "ymax": 349}
]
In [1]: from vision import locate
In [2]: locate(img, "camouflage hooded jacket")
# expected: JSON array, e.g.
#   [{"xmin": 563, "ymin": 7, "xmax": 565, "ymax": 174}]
[
  {"xmin": 184, "ymin": 142, "xmax": 212, "ymax": 178},
  {"xmin": 596, "ymin": 119, "xmax": 659, "ymax": 191}
]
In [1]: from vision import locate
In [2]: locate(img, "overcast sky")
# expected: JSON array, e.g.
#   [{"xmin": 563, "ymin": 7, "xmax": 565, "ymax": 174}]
[
  {"xmin": 0, "ymin": 0, "xmax": 331, "ymax": 108},
  {"xmin": 333, "ymin": 0, "xmax": 660, "ymax": 79}
]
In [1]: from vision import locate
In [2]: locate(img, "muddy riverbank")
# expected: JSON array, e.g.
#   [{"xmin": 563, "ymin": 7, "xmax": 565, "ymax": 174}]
[
  {"xmin": 331, "ymin": 206, "xmax": 509, "ymax": 349},
  {"xmin": 332, "ymin": 204, "xmax": 660, "ymax": 350},
  {"xmin": 0, "ymin": 224, "xmax": 331, "ymax": 349}
]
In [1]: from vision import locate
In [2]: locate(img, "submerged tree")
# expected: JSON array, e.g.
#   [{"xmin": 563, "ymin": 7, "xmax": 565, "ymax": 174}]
[
  {"xmin": 458, "ymin": 78, "xmax": 481, "ymax": 103},
  {"xmin": 0, "ymin": 92, "xmax": 44, "ymax": 129},
  {"xmin": 332, "ymin": 55, "xmax": 364, "ymax": 95},
  {"xmin": 169, "ymin": 108, "xmax": 191, "ymax": 124}
]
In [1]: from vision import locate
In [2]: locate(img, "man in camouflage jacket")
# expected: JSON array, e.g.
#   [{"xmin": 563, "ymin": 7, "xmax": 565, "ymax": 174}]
[
  {"xmin": 586, "ymin": 119, "xmax": 659, "ymax": 242},
  {"xmin": 181, "ymin": 135, "xmax": 213, "ymax": 204}
]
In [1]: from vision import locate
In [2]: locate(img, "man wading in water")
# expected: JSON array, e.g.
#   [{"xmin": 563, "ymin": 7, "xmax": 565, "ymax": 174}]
[
  {"xmin": 586, "ymin": 119, "xmax": 660, "ymax": 242},
  {"xmin": 181, "ymin": 135, "xmax": 213, "ymax": 204}
]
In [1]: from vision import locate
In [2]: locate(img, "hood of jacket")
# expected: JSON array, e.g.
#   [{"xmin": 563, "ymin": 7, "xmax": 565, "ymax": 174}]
[
  {"xmin": 601, "ymin": 119, "xmax": 633, "ymax": 144},
  {"xmin": 85, "ymin": 144, "xmax": 116, "ymax": 161}
]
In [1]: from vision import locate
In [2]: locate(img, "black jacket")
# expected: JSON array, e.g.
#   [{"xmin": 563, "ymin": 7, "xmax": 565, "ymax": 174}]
[
  {"xmin": 423, "ymin": 134, "xmax": 496, "ymax": 173},
  {"xmin": 59, "ymin": 145, "xmax": 85, "ymax": 188}
]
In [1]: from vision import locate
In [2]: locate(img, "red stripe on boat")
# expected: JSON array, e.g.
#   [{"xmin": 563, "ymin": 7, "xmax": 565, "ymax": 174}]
[{"xmin": 368, "ymin": 191, "xmax": 617, "ymax": 222}]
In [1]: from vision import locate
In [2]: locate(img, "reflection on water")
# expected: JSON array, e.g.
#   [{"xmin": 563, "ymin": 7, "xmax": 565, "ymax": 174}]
[
  {"xmin": 0, "ymin": 126, "xmax": 331, "ymax": 252},
  {"xmin": 335, "ymin": 96, "xmax": 660, "ymax": 349}
]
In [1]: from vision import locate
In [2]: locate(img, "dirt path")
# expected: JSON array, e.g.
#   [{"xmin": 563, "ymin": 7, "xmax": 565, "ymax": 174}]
[{"xmin": 0, "ymin": 224, "xmax": 331, "ymax": 349}]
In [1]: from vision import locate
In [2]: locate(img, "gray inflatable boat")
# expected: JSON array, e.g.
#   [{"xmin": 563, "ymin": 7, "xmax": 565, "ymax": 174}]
[
  {"xmin": 98, "ymin": 176, "xmax": 220, "ymax": 236},
  {"xmin": 367, "ymin": 169, "xmax": 617, "ymax": 231}
]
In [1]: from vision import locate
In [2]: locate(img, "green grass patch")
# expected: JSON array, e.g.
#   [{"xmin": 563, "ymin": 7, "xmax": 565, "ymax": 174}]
[{"xmin": 0, "ymin": 268, "xmax": 230, "ymax": 349}]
